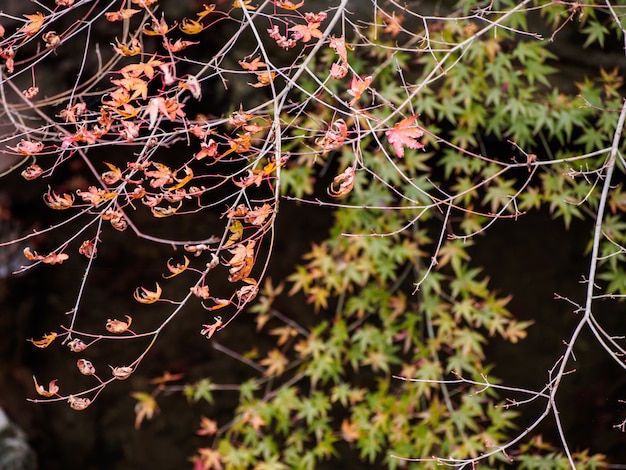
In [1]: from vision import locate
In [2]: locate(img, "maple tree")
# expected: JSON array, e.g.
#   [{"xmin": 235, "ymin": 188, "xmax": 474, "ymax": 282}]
[{"xmin": 0, "ymin": 0, "xmax": 626, "ymax": 469}]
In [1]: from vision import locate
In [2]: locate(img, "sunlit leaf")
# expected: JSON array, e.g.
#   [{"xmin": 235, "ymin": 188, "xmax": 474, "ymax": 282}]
[{"xmin": 28, "ymin": 332, "xmax": 58, "ymax": 348}]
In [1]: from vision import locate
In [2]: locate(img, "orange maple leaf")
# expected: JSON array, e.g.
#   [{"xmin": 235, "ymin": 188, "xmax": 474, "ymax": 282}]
[
  {"xmin": 28, "ymin": 332, "xmax": 58, "ymax": 348},
  {"xmin": 238, "ymin": 56, "xmax": 267, "ymax": 71},
  {"xmin": 227, "ymin": 240, "xmax": 256, "ymax": 282},
  {"xmin": 105, "ymin": 8, "xmax": 141, "ymax": 22},
  {"xmin": 277, "ymin": 0, "xmax": 304, "ymax": 10},
  {"xmin": 348, "ymin": 75, "xmax": 373, "ymax": 105},
  {"xmin": 385, "ymin": 115, "xmax": 425, "ymax": 158},
  {"xmin": 163, "ymin": 38, "xmax": 199, "ymax": 53},
  {"xmin": 291, "ymin": 22, "xmax": 323, "ymax": 43},
  {"xmin": 329, "ymin": 36, "xmax": 348, "ymax": 64},
  {"xmin": 20, "ymin": 12, "xmax": 45, "ymax": 37}
]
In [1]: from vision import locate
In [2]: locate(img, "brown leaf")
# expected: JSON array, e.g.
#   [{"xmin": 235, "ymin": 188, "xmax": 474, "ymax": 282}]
[{"xmin": 329, "ymin": 167, "xmax": 355, "ymax": 197}]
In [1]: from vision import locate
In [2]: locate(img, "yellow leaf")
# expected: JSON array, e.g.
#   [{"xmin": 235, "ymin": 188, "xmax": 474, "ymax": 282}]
[
  {"xmin": 28, "ymin": 332, "xmax": 57, "ymax": 348},
  {"xmin": 132, "ymin": 392, "xmax": 159, "ymax": 429},
  {"xmin": 151, "ymin": 202, "xmax": 182, "ymax": 218},
  {"xmin": 233, "ymin": 0, "xmax": 256, "ymax": 10},
  {"xmin": 260, "ymin": 349, "xmax": 288, "ymax": 376},
  {"xmin": 180, "ymin": 18, "xmax": 204, "ymax": 35},
  {"xmin": 112, "ymin": 38, "xmax": 142, "ymax": 56},
  {"xmin": 277, "ymin": 0, "xmax": 304, "ymax": 10},
  {"xmin": 196, "ymin": 4, "xmax": 216, "ymax": 21},
  {"xmin": 166, "ymin": 166, "xmax": 194, "ymax": 190},
  {"xmin": 20, "ymin": 12, "xmax": 45, "ymax": 37}
]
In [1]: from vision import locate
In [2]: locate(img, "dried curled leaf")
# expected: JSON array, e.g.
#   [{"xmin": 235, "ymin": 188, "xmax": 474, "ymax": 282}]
[
  {"xmin": 68, "ymin": 395, "xmax": 91, "ymax": 410},
  {"xmin": 111, "ymin": 366, "xmax": 133, "ymax": 380},
  {"xmin": 23, "ymin": 247, "xmax": 69, "ymax": 265},
  {"xmin": 180, "ymin": 18, "xmax": 205, "ymax": 35},
  {"xmin": 105, "ymin": 9, "xmax": 141, "ymax": 22},
  {"xmin": 151, "ymin": 202, "xmax": 182, "ymax": 218},
  {"xmin": 106, "ymin": 315, "xmax": 132, "ymax": 334},
  {"xmin": 227, "ymin": 240, "xmax": 256, "ymax": 282},
  {"xmin": 190, "ymin": 285, "xmax": 210, "ymax": 299},
  {"xmin": 164, "ymin": 39, "xmax": 199, "ymax": 53},
  {"xmin": 202, "ymin": 297, "xmax": 230, "ymax": 311},
  {"xmin": 33, "ymin": 376, "xmax": 59, "ymax": 397},
  {"xmin": 44, "ymin": 188, "xmax": 74, "ymax": 210},
  {"xmin": 200, "ymin": 316, "xmax": 222, "ymax": 339},
  {"xmin": 134, "ymin": 283, "xmax": 162, "ymax": 304},
  {"xmin": 316, "ymin": 119, "xmax": 348, "ymax": 155},
  {"xmin": 348, "ymin": 74, "xmax": 373, "ymax": 105},
  {"xmin": 77, "ymin": 359, "xmax": 96, "ymax": 376},
  {"xmin": 79, "ymin": 240, "xmax": 97, "ymax": 258},
  {"xmin": 245, "ymin": 204, "xmax": 273, "ymax": 226},
  {"xmin": 236, "ymin": 282, "xmax": 259, "ymax": 304},
  {"xmin": 113, "ymin": 38, "xmax": 142, "ymax": 56},
  {"xmin": 277, "ymin": 0, "xmax": 304, "ymax": 10},
  {"xmin": 102, "ymin": 208, "xmax": 128, "ymax": 231},
  {"xmin": 12, "ymin": 140, "xmax": 43, "ymax": 156},
  {"xmin": 194, "ymin": 139, "xmax": 218, "ymax": 160},
  {"xmin": 42, "ymin": 31, "xmax": 60, "ymax": 48},
  {"xmin": 101, "ymin": 162, "xmax": 123, "ymax": 185},
  {"xmin": 28, "ymin": 332, "xmax": 57, "ymax": 348},
  {"xmin": 250, "ymin": 71, "xmax": 275, "ymax": 88},
  {"xmin": 164, "ymin": 257, "xmax": 190, "ymax": 279},
  {"xmin": 21, "ymin": 164, "xmax": 43, "ymax": 180},
  {"xmin": 166, "ymin": 166, "xmax": 193, "ymax": 191},
  {"xmin": 67, "ymin": 338, "xmax": 88, "ymax": 352},
  {"xmin": 329, "ymin": 167, "xmax": 355, "ymax": 197},
  {"xmin": 77, "ymin": 186, "xmax": 118, "ymax": 206}
]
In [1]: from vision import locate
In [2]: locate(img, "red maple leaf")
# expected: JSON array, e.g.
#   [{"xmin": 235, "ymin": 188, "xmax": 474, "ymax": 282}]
[{"xmin": 385, "ymin": 115, "xmax": 424, "ymax": 158}]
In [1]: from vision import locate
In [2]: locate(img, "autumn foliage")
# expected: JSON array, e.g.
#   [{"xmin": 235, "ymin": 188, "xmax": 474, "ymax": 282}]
[{"xmin": 1, "ymin": 0, "xmax": 626, "ymax": 468}]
